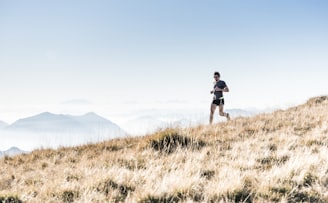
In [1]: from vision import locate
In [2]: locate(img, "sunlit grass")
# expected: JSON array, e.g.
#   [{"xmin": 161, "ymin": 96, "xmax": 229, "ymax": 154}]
[{"xmin": 0, "ymin": 96, "xmax": 327, "ymax": 202}]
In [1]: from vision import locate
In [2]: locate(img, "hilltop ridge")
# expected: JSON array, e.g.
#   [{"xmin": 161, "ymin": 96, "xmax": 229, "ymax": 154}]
[{"xmin": 0, "ymin": 96, "xmax": 328, "ymax": 202}]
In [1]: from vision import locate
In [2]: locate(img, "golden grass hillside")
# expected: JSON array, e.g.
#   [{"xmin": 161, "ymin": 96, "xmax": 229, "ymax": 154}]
[{"xmin": 1, "ymin": 96, "xmax": 328, "ymax": 203}]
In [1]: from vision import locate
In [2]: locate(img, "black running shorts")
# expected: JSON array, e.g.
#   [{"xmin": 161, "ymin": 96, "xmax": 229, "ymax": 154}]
[{"xmin": 212, "ymin": 98, "xmax": 224, "ymax": 106}]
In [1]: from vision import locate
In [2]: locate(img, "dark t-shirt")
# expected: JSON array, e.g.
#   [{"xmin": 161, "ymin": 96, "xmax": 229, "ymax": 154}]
[{"xmin": 213, "ymin": 80, "xmax": 227, "ymax": 100}]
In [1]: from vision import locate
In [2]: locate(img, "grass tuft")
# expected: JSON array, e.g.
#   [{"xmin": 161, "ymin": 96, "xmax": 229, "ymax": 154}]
[
  {"xmin": 228, "ymin": 188, "xmax": 254, "ymax": 203},
  {"xmin": 0, "ymin": 195, "xmax": 23, "ymax": 203},
  {"xmin": 288, "ymin": 191, "xmax": 323, "ymax": 203},
  {"xmin": 200, "ymin": 170, "xmax": 215, "ymax": 180},
  {"xmin": 97, "ymin": 179, "xmax": 135, "ymax": 202},
  {"xmin": 149, "ymin": 129, "xmax": 205, "ymax": 154},
  {"xmin": 62, "ymin": 190, "xmax": 79, "ymax": 203},
  {"xmin": 306, "ymin": 95, "xmax": 328, "ymax": 106},
  {"xmin": 140, "ymin": 192, "xmax": 185, "ymax": 203},
  {"xmin": 257, "ymin": 155, "xmax": 289, "ymax": 169},
  {"xmin": 302, "ymin": 172, "xmax": 317, "ymax": 187}
]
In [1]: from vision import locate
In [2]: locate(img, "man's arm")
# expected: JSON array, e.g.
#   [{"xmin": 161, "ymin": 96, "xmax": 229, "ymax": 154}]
[{"xmin": 214, "ymin": 86, "xmax": 229, "ymax": 92}]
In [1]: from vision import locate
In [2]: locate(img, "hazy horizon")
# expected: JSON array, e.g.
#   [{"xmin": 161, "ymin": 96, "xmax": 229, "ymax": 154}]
[{"xmin": 0, "ymin": 99, "xmax": 309, "ymax": 151}]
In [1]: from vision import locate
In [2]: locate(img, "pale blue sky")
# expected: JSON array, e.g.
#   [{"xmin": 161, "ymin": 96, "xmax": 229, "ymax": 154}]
[{"xmin": 0, "ymin": 0, "xmax": 327, "ymax": 123}]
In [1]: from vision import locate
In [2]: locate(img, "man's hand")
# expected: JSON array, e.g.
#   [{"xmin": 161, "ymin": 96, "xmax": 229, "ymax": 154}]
[{"xmin": 210, "ymin": 90, "xmax": 214, "ymax": 94}]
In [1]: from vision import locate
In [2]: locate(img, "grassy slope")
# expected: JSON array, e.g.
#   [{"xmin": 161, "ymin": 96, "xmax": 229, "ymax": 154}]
[{"xmin": 1, "ymin": 96, "xmax": 328, "ymax": 203}]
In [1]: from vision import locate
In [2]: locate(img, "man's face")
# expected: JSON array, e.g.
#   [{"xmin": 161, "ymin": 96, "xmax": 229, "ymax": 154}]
[{"xmin": 214, "ymin": 75, "xmax": 219, "ymax": 81}]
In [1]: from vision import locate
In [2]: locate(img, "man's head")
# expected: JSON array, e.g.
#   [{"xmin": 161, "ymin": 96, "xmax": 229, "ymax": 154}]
[{"xmin": 214, "ymin": 72, "xmax": 220, "ymax": 81}]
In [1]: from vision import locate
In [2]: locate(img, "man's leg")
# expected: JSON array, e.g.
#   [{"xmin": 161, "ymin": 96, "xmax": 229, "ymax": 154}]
[
  {"xmin": 219, "ymin": 104, "xmax": 230, "ymax": 121},
  {"xmin": 209, "ymin": 103, "xmax": 217, "ymax": 124}
]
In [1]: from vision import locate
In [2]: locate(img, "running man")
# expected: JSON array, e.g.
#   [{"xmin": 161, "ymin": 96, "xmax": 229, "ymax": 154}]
[{"xmin": 210, "ymin": 71, "xmax": 230, "ymax": 124}]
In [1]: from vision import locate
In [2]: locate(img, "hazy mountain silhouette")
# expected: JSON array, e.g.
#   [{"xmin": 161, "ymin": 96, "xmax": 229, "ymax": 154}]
[
  {"xmin": 0, "ymin": 120, "xmax": 7, "ymax": 129},
  {"xmin": 1, "ymin": 112, "xmax": 126, "ymax": 150},
  {"xmin": 0, "ymin": 146, "xmax": 26, "ymax": 157},
  {"xmin": 6, "ymin": 112, "xmax": 125, "ymax": 137}
]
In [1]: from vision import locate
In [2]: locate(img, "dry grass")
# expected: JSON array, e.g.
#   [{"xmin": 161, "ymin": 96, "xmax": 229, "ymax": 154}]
[{"xmin": 1, "ymin": 96, "xmax": 328, "ymax": 203}]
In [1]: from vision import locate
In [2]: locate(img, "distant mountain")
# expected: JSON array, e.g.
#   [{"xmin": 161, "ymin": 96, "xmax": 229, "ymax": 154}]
[
  {"xmin": 68, "ymin": 112, "xmax": 125, "ymax": 137},
  {"xmin": 0, "ymin": 120, "xmax": 7, "ymax": 129},
  {"xmin": 6, "ymin": 112, "xmax": 125, "ymax": 137},
  {"xmin": 6, "ymin": 112, "xmax": 90, "ymax": 133},
  {"xmin": 1, "ymin": 112, "xmax": 126, "ymax": 150},
  {"xmin": 0, "ymin": 147, "xmax": 26, "ymax": 158}
]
